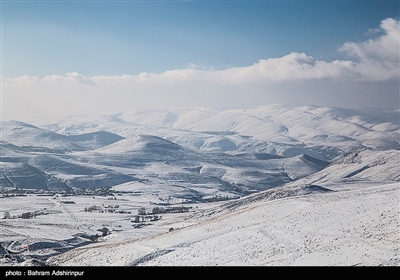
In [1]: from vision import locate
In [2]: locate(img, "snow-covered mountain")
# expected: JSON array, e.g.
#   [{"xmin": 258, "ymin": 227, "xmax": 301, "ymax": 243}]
[
  {"xmin": 33, "ymin": 104, "xmax": 400, "ymax": 158},
  {"xmin": 0, "ymin": 104, "xmax": 399, "ymax": 267},
  {"xmin": 0, "ymin": 125, "xmax": 328, "ymax": 197},
  {"xmin": 0, "ymin": 120, "xmax": 124, "ymax": 152},
  {"xmin": 1, "ymin": 104, "xmax": 398, "ymax": 196}
]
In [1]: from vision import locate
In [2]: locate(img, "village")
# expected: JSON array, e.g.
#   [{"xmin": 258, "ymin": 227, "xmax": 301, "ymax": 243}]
[
  {"xmin": 0, "ymin": 186, "xmax": 117, "ymax": 198},
  {"xmin": 0, "ymin": 183, "xmax": 233, "ymax": 242},
  {"xmin": 0, "ymin": 185, "xmax": 208, "ymax": 265}
]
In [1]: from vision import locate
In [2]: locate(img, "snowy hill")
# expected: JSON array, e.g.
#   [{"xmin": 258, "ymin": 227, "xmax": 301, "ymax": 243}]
[
  {"xmin": 0, "ymin": 121, "xmax": 85, "ymax": 152},
  {"xmin": 285, "ymin": 148, "xmax": 400, "ymax": 190},
  {"xmin": 33, "ymin": 104, "xmax": 400, "ymax": 161},
  {"xmin": 0, "ymin": 104, "xmax": 399, "ymax": 267},
  {"xmin": 45, "ymin": 148, "xmax": 399, "ymax": 266},
  {"xmin": 2, "ymin": 135, "xmax": 327, "ymax": 196},
  {"xmin": 1, "ymin": 104, "xmax": 398, "ymax": 195},
  {"xmin": 0, "ymin": 133, "xmax": 328, "ymax": 196},
  {"xmin": 0, "ymin": 121, "xmax": 124, "ymax": 152}
]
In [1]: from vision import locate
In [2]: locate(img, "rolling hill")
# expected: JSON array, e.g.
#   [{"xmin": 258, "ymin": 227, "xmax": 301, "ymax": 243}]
[
  {"xmin": 46, "ymin": 148, "xmax": 400, "ymax": 266},
  {"xmin": 1, "ymin": 104, "xmax": 398, "ymax": 197},
  {"xmin": 0, "ymin": 104, "xmax": 399, "ymax": 267}
]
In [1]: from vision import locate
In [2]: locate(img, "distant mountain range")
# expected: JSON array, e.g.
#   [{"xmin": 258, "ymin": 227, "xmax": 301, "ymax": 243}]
[{"xmin": 1, "ymin": 104, "xmax": 399, "ymax": 200}]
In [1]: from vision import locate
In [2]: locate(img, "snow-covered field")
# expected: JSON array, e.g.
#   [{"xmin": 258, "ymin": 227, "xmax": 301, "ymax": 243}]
[
  {"xmin": 0, "ymin": 104, "xmax": 399, "ymax": 266},
  {"xmin": 47, "ymin": 182, "xmax": 399, "ymax": 266}
]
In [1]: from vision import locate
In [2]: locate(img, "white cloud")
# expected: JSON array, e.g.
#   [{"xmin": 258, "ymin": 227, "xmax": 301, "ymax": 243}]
[
  {"xmin": 341, "ymin": 18, "xmax": 399, "ymax": 62},
  {"xmin": 3, "ymin": 18, "xmax": 399, "ymax": 121},
  {"xmin": 338, "ymin": 18, "xmax": 400, "ymax": 80},
  {"xmin": 45, "ymin": 72, "xmax": 96, "ymax": 85},
  {"xmin": 214, "ymin": 52, "xmax": 359, "ymax": 82},
  {"xmin": 9, "ymin": 18, "xmax": 399, "ymax": 88}
]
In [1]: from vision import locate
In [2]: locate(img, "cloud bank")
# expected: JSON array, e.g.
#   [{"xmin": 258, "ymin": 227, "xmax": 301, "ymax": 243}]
[{"xmin": 3, "ymin": 18, "xmax": 399, "ymax": 121}]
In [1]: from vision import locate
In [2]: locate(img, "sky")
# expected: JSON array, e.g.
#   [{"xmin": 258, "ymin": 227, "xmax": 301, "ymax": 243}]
[{"xmin": 1, "ymin": 0, "xmax": 399, "ymax": 122}]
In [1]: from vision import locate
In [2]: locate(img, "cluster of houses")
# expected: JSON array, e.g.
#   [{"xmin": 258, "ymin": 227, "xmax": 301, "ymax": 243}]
[
  {"xmin": 0, "ymin": 186, "xmax": 116, "ymax": 197},
  {"xmin": 83, "ymin": 204, "xmax": 131, "ymax": 214}
]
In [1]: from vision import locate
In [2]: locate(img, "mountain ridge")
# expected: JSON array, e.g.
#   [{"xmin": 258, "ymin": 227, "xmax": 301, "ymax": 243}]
[
  {"xmin": 1, "ymin": 104, "xmax": 398, "ymax": 196},
  {"xmin": 1, "ymin": 104, "xmax": 399, "ymax": 267}
]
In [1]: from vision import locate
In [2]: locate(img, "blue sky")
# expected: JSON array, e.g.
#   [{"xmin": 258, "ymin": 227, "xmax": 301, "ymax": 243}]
[{"xmin": 1, "ymin": 0, "xmax": 399, "ymax": 121}]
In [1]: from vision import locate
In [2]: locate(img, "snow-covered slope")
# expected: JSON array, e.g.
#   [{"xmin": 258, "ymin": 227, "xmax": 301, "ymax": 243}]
[
  {"xmin": 0, "ymin": 134, "xmax": 328, "ymax": 195},
  {"xmin": 1, "ymin": 104, "xmax": 398, "ymax": 194},
  {"xmin": 44, "ymin": 148, "xmax": 399, "ymax": 266},
  {"xmin": 0, "ymin": 121, "xmax": 124, "ymax": 152},
  {"xmin": 282, "ymin": 148, "xmax": 400, "ymax": 191},
  {"xmin": 33, "ymin": 104, "xmax": 400, "ymax": 160},
  {"xmin": 0, "ymin": 121, "xmax": 84, "ymax": 152},
  {"xmin": 1, "ymin": 104, "xmax": 399, "ymax": 266}
]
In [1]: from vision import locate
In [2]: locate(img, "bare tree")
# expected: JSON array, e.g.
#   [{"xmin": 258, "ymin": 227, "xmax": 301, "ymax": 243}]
[
  {"xmin": 152, "ymin": 207, "xmax": 164, "ymax": 214},
  {"xmin": 3, "ymin": 211, "xmax": 11, "ymax": 219},
  {"xmin": 21, "ymin": 212, "xmax": 33, "ymax": 219},
  {"xmin": 101, "ymin": 227, "xmax": 109, "ymax": 237},
  {"xmin": 138, "ymin": 207, "xmax": 147, "ymax": 215}
]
